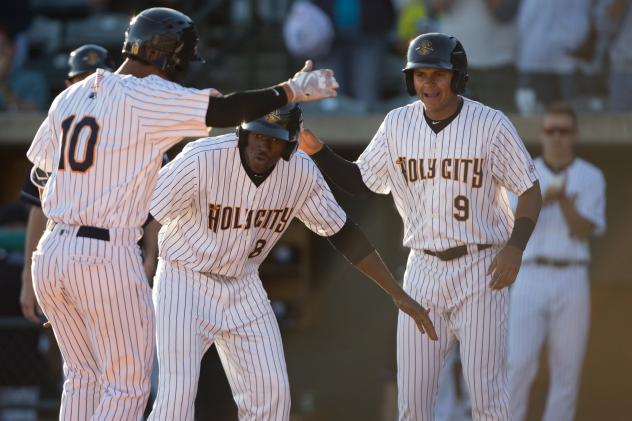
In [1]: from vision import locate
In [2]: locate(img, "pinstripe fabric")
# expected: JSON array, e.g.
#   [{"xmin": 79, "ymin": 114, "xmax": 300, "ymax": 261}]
[
  {"xmin": 508, "ymin": 264, "xmax": 590, "ymax": 421},
  {"xmin": 149, "ymin": 260, "xmax": 290, "ymax": 421},
  {"xmin": 24, "ymin": 68, "xmax": 215, "ymax": 420},
  {"xmin": 26, "ymin": 69, "xmax": 212, "ymax": 229},
  {"xmin": 352, "ymin": 97, "xmax": 535, "ymax": 421},
  {"xmin": 150, "ymin": 135, "xmax": 346, "ymax": 278},
  {"xmin": 356, "ymin": 98, "xmax": 538, "ymax": 251},
  {"xmin": 148, "ymin": 135, "xmax": 346, "ymax": 420},
  {"xmin": 31, "ymin": 224, "xmax": 153, "ymax": 421},
  {"xmin": 397, "ymin": 248, "xmax": 510, "ymax": 421}
]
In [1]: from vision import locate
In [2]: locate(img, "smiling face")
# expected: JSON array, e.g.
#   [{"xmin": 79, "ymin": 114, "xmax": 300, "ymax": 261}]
[
  {"xmin": 243, "ymin": 132, "xmax": 286, "ymax": 174},
  {"xmin": 412, "ymin": 67, "xmax": 460, "ymax": 120}
]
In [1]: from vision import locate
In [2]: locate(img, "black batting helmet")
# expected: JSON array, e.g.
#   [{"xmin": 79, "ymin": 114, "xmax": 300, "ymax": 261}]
[
  {"xmin": 122, "ymin": 7, "xmax": 203, "ymax": 81},
  {"xmin": 402, "ymin": 33, "xmax": 469, "ymax": 96},
  {"xmin": 67, "ymin": 44, "xmax": 115, "ymax": 79},
  {"xmin": 238, "ymin": 103, "xmax": 303, "ymax": 161}
]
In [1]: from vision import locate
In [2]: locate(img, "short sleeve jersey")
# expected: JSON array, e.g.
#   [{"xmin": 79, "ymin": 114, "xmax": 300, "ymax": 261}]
[
  {"xmin": 356, "ymin": 98, "xmax": 538, "ymax": 250},
  {"xmin": 522, "ymin": 157, "xmax": 605, "ymax": 262},
  {"xmin": 26, "ymin": 69, "xmax": 216, "ymax": 228},
  {"xmin": 150, "ymin": 134, "xmax": 347, "ymax": 278}
]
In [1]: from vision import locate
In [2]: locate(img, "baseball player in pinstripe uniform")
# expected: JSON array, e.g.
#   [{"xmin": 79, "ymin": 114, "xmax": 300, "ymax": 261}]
[
  {"xmin": 20, "ymin": 44, "xmax": 116, "ymax": 325},
  {"xmin": 146, "ymin": 103, "xmax": 437, "ymax": 421},
  {"xmin": 299, "ymin": 32, "xmax": 543, "ymax": 420},
  {"xmin": 24, "ymin": 6, "xmax": 341, "ymax": 420},
  {"xmin": 508, "ymin": 102, "xmax": 606, "ymax": 421}
]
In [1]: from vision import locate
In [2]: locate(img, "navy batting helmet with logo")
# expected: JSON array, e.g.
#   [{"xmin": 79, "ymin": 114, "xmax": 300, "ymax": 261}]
[
  {"xmin": 67, "ymin": 44, "xmax": 115, "ymax": 79},
  {"xmin": 402, "ymin": 32, "xmax": 469, "ymax": 96},
  {"xmin": 122, "ymin": 7, "xmax": 204, "ymax": 81},
  {"xmin": 238, "ymin": 103, "xmax": 303, "ymax": 161}
]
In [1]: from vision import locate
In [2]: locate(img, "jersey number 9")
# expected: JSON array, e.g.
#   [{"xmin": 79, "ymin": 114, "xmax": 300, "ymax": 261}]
[
  {"xmin": 453, "ymin": 195, "xmax": 469, "ymax": 221},
  {"xmin": 58, "ymin": 115, "xmax": 100, "ymax": 172}
]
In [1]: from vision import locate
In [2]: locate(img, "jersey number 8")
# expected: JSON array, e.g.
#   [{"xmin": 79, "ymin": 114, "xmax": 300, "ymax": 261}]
[{"xmin": 58, "ymin": 115, "xmax": 100, "ymax": 172}]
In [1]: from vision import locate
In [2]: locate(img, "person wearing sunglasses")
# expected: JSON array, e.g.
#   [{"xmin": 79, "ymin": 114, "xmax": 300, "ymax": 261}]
[{"xmin": 507, "ymin": 101, "xmax": 606, "ymax": 421}]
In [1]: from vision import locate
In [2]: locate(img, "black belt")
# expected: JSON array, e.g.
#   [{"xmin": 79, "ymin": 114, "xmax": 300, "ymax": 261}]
[
  {"xmin": 423, "ymin": 244, "xmax": 491, "ymax": 261},
  {"xmin": 50, "ymin": 222, "xmax": 110, "ymax": 241},
  {"xmin": 531, "ymin": 257, "xmax": 587, "ymax": 268}
]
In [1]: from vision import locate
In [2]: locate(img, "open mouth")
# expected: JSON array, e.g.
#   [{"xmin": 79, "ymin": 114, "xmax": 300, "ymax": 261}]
[{"xmin": 423, "ymin": 92, "xmax": 440, "ymax": 100}]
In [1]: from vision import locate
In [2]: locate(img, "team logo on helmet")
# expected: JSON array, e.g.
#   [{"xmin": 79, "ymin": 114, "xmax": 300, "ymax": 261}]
[
  {"xmin": 85, "ymin": 51, "xmax": 99, "ymax": 66},
  {"xmin": 131, "ymin": 42, "xmax": 140, "ymax": 55},
  {"xmin": 265, "ymin": 109, "xmax": 281, "ymax": 124},
  {"xmin": 416, "ymin": 40, "xmax": 434, "ymax": 56}
]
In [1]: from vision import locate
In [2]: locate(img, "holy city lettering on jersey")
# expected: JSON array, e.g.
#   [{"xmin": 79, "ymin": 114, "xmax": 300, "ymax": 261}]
[
  {"xmin": 395, "ymin": 157, "xmax": 484, "ymax": 188},
  {"xmin": 208, "ymin": 204, "xmax": 294, "ymax": 233}
]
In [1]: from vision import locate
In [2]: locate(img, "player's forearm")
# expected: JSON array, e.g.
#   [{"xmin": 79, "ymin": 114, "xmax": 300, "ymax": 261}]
[
  {"xmin": 327, "ymin": 220, "xmax": 408, "ymax": 303},
  {"xmin": 558, "ymin": 195, "xmax": 594, "ymax": 239},
  {"xmin": 22, "ymin": 206, "xmax": 47, "ymax": 279},
  {"xmin": 311, "ymin": 146, "xmax": 373, "ymax": 198},
  {"xmin": 508, "ymin": 182, "xmax": 541, "ymax": 250},
  {"xmin": 355, "ymin": 251, "xmax": 411, "ymax": 304},
  {"xmin": 205, "ymin": 87, "xmax": 288, "ymax": 127},
  {"xmin": 514, "ymin": 182, "xmax": 542, "ymax": 223}
]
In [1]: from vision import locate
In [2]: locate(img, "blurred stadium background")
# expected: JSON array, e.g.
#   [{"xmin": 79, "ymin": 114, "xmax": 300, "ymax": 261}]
[{"xmin": 0, "ymin": 0, "xmax": 631, "ymax": 420}]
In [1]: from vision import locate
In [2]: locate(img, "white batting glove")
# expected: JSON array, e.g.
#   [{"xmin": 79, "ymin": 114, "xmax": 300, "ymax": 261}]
[{"xmin": 286, "ymin": 60, "xmax": 338, "ymax": 103}]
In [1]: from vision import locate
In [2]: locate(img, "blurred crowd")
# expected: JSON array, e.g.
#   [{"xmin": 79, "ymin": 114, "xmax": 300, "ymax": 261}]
[{"xmin": 1, "ymin": 0, "xmax": 631, "ymax": 115}]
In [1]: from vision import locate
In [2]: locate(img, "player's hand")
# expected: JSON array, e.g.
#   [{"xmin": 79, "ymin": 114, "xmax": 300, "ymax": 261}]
[
  {"xmin": 20, "ymin": 269, "xmax": 43, "ymax": 324},
  {"xmin": 394, "ymin": 296, "xmax": 438, "ymax": 341},
  {"xmin": 487, "ymin": 245, "xmax": 523, "ymax": 290},
  {"xmin": 298, "ymin": 128, "xmax": 325, "ymax": 155},
  {"xmin": 285, "ymin": 60, "xmax": 338, "ymax": 103}
]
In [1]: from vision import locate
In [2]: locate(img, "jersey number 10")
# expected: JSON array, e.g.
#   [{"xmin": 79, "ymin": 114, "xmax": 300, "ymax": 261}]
[{"xmin": 58, "ymin": 115, "xmax": 99, "ymax": 172}]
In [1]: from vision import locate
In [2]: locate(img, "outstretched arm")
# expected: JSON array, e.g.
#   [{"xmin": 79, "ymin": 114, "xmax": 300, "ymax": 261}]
[
  {"xmin": 299, "ymin": 128, "xmax": 373, "ymax": 198},
  {"xmin": 206, "ymin": 61, "xmax": 338, "ymax": 127},
  {"xmin": 328, "ymin": 220, "xmax": 438, "ymax": 340}
]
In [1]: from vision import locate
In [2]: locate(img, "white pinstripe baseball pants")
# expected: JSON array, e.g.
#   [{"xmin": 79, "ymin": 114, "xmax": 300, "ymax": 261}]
[
  {"xmin": 148, "ymin": 260, "xmax": 290, "ymax": 421},
  {"xmin": 397, "ymin": 248, "xmax": 510, "ymax": 421},
  {"xmin": 31, "ymin": 223, "xmax": 154, "ymax": 421},
  {"xmin": 508, "ymin": 263, "xmax": 590, "ymax": 421}
]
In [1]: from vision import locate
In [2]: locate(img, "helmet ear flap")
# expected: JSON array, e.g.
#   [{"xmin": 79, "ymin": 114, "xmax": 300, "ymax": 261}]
[
  {"xmin": 282, "ymin": 142, "xmax": 298, "ymax": 161},
  {"xmin": 237, "ymin": 127, "xmax": 249, "ymax": 149},
  {"xmin": 451, "ymin": 72, "xmax": 469, "ymax": 94},
  {"xmin": 404, "ymin": 71, "xmax": 416, "ymax": 96}
]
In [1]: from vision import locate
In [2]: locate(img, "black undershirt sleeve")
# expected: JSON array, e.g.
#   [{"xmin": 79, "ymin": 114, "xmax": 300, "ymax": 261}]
[
  {"xmin": 327, "ymin": 219, "xmax": 375, "ymax": 265},
  {"xmin": 311, "ymin": 146, "xmax": 373, "ymax": 198},
  {"xmin": 205, "ymin": 87, "xmax": 288, "ymax": 127}
]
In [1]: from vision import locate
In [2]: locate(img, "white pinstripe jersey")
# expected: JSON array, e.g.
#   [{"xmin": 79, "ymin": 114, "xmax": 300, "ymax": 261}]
[
  {"xmin": 150, "ymin": 134, "xmax": 347, "ymax": 278},
  {"xmin": 357, "ymin": 98, "xmax": 538, "ymax": 251},
  {"xmin": 520, "ymin": 157, "xmax": 606, "ymax": 262},
  {"xmin": 26, "ymin": 69, "xmax": 216, "ymax": 228}
]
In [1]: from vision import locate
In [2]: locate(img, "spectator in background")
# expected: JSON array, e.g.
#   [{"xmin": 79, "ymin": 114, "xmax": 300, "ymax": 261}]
[
  {"xmin": 607, "ymin": 0, "xmax": 632, "ymax": 112},
  {"xmin": 430, "ymin": 0, "xmax": 519, "ymax": 112},
  {"xmin": 515, "ymin": 0, "xmax": 592, "ymax": 113},
  {"xmin": 0, "ymin": 30, "xmax": 49, "ymax": 112},
  {"xmin": 314, "ymin": 0, "xmax": 396, "ymax": 113},
  {"xmin": 508, "ymin": 102, "xmax": 606, "ymax": 421}
]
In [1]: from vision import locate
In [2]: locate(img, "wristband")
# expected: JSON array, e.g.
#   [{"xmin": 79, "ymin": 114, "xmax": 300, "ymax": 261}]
[{"xmin": 507, "ymin": 217, "xmax": 536, "ymax": 251}]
